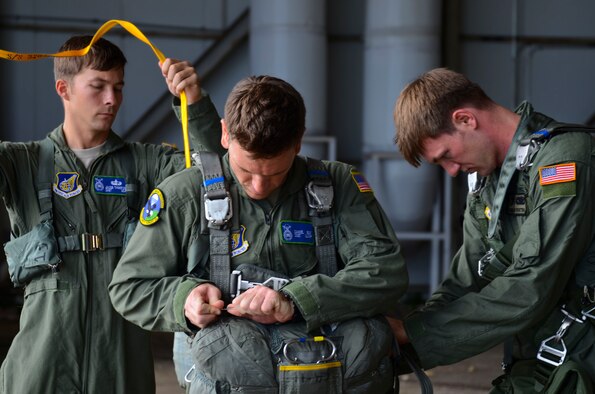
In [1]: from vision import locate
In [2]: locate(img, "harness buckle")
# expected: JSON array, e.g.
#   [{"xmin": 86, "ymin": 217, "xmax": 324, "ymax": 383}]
[
  {"xmin": 305, "ymin": 182, "xmax": 333, "ymax": 213},
  {"xmin": 582, "ymin": 305, "xmax": 595, "ymax": 321},
  {"xmin": 477, "ymin": 248, "xmax": 495, "ymax": 277},
  {"xmin": 204, "ymin": 193, "xmax": 232, "ymax": 226},
  {"xmin": 283, "ymin": 336, "xmax": 337, "ymax": 364},
  {"xmin": 81, "ymin": 233, "xmax": 103, "ymax": 252},
  {"xmin": 537, "ymin": 335, "xmax": 567, "ymax": 367},
  {"xmin": 537, "ymin": 306, "xmax": 583, "ymax": 367}
]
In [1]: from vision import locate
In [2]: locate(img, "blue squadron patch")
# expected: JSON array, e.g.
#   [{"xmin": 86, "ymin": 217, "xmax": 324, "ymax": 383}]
[
  {"xmin": 93, "ymin": 176, "xmax": 127, "ymax": 196},
  {"xmin": 140, "ymin": 189, "xmax": 164, "ymax": 226},
  {"xmin": 280, "ymin": 221, "xmax": 315, "ymax": 245},
  {"xmin": 53, "ymin": 172, "xmax": 83, "ymax": 199},
  {"xmin": 231, "ymin": 225, "xmax": 250, "ymax": 257}
]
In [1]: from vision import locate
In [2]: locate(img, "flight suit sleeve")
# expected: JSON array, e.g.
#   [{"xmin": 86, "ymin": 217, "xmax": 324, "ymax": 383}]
[
  {"xmin": 139, "ymin": 93, "xmax": 225, "ymax": 191},
  {"xmin": 404, "ymin": 133, "xmax": 595, "ymax": 369},
  {"xmin": 173, "ymin": 90, "xmax": 226, "ymax": 156},
  {"xmin": 281, "ymin": 165, "xmax": 409, "ymax": 331},
  {"xmin": 108, "ymin": 169, "xmax": 209, "ymax": 333}
]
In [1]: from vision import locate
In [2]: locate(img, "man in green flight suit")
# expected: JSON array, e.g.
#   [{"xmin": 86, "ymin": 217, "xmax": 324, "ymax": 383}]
[
  {"xmin": 389, "ymin": 68, "xmax": 595, "ymax": 393},
  {"xmin": 109, "ymin": 75, "xmax": 408, "ymax": 393},
  {"xmin": 0, "ymin": 36, "xmax": 224, "ymax": 393}
]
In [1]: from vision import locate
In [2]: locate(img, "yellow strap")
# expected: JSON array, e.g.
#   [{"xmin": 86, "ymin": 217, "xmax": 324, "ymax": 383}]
[
  {"xmin": 279, "ymin": 361, "xmax": 342, "ymax": 372},
  {"xmin": 0, "ymin": 19, "xmax": 192, "ymax": 168}
]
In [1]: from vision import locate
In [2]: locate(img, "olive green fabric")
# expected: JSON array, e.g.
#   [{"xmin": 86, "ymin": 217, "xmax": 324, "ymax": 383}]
[
  {"xmin": 404, "ymin": 102, "xmax": 595, "ymax": 388},
  {"xmin": 110, "ymin": 155, "xmax": 407, "ymax": 332},
  {"xmin": 0, "ymin": 96, "xmax": 224, "ymax": 394}
]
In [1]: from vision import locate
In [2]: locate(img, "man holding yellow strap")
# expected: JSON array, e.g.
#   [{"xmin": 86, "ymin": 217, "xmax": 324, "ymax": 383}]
[{"xmin": 0, "ymin": 35, "xmax": 223, "ymax": 393}]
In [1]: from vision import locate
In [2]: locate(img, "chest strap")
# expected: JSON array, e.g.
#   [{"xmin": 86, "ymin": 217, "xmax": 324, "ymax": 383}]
[
  {"xmin": 195, "ymin": 151, "xmax": 233, "ymax": 303},
  {"xmin": 38, "ymin": 138, "xmax": 139, "ymax": 253},
  {"xmin": 37, "ymin": 138, "xmax": 55, "ymax": 222},
  {"xmin": 305, "ymin": 157, "xmax": 337, "ymax": 277}
]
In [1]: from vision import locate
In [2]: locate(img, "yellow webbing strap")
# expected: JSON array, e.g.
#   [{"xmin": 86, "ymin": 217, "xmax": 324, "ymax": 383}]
[{"xmin": 0, "ymin": 19, "xmax": 192, "ymax": 168}]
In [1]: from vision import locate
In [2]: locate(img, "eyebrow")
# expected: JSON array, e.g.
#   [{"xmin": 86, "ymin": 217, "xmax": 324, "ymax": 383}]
[
  {"xmin": 89, "ymin": 77, "xmax": 125, "ymax": 86},
  {"xmin": 431, "ymin": 150, "xmax": 448, "ymax": 164},
  {"xmin": 233, "ymin": 156, "xmax": 291, "ymax": 177}
]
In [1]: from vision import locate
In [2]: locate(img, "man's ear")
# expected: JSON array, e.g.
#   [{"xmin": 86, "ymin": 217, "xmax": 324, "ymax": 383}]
[
  {"xmin": 56, "ymin": 79, "xmax": 69, "ymax": 100},
  {"xmin": 451, "ymin": 109, "xmax": 477, "ymax": 130},
  {"xmin": 220, "ymin": 119, "xmax": 230, "ymax": 149}
]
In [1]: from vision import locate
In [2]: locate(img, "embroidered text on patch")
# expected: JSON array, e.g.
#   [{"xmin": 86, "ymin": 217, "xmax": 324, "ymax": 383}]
[
  {"xmin": 53, "ymin": 172, "xmax": 83, "ymax": 199},
  {"xmin": 539, "ymin": 163, "xmax": 576, "ymax": 186}
]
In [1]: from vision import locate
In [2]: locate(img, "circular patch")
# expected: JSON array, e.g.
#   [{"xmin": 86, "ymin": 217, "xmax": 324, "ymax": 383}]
[{"xmin": 140, "ymin": 189, "xmax": 165, "ymax": 226}]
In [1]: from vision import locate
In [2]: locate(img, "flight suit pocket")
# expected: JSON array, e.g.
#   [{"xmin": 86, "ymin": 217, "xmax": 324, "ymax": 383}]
[
  {"xmin": 4, "ymin": 221, "xmax": 61, "ymax": 287},
  {"xmin": 513, "ymin": 211, "xmax": 541, "ymax": 268},
  {"xmin": 189, "ymin": 318, "xmax": 277, "ymax": 393}
]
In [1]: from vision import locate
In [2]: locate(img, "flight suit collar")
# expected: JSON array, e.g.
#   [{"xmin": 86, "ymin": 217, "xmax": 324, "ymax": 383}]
[
  {"xmin": 48, "ymin": 125, "xmax": 127, "ymax": 156},
  {"xmin": 487, "ymin": 101, "xmax": 556, "ymax": 238}
]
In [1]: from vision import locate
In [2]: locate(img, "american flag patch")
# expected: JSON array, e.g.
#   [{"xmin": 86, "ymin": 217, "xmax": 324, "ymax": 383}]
[
  {"xmin": 351, "ymin": 171, "xmax": 373, "ymax": 193},
  {"xmin": 539, "ymin": 163, "xmax": 576, "ymax": 186}
]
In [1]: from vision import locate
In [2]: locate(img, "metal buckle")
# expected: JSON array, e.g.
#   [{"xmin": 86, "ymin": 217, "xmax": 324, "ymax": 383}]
[
  {"xmin": 81, "ymin": 233, "xmax": 103, "ymax": 252},
  {"xmin": 536, "ymin": 307, "xmax": 583, "ymax": 368},
  {"xmin": 537, "ymin": 335, "xmax": 567, "ymax": 367},
  {"xmin": 283, "ymin": 336, "xmax": 337, "ymax": 364},
  {"xmin": 582, "ymin": 305, "xmax": 595, "ymax": 320},
  {"xmin": 305, "ymin": 182, "xmax": 333, "ymax": 212},
  {"xmin": 477, "ymin": 248, "xmax": 495, "ymax": 277},
  {"xmin": 184, "ymin": 364, "xmax": 195, "ymax": 384},
  {"xmin": 204, "ymin": 193, "xmax": 232, "ymax": 226}
]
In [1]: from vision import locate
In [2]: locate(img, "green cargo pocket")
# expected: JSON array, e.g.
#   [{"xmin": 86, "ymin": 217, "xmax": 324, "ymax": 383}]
[
  {"xmin": 278, "ymin": 360, "xmax": 343, "ymax": 394},
  {"xmin": 189, "ymin": 318, "xmax": 277, "ymax": 393},
  {"xmin": 4, "ymin": 221, "xmax": 61, "ymax": 287}
]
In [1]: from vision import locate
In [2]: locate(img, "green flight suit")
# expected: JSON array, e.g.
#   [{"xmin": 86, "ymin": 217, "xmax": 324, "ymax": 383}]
[
  {"xmin": 404, "ymin": 102, "xmax": 595, "ymax": 391},
  {"xmin": 0, "ymin": 96, "xmax": 224, "ymax": 394},
  {"xmin": 109, "ymin": 154, "xmax": 408, "ymax": 391}
]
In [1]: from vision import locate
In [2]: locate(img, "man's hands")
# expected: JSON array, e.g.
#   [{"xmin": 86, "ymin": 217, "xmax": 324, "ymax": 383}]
[
  {"xmin": 184, "ymin": 283, "xmax": 224, "ymax": 329},
  {"xmin": 184, "ymin": 283, "xmax": 295, "ymax": 329},
  {"xmin": 226, "ymin": 285, "xmax": 294, "ymax": 324},
  {"xmin": 160, "ymin": 58, "xmax": 202, "ymax": 104}
]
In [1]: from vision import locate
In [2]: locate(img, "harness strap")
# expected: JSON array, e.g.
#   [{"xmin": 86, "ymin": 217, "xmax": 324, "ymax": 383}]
[
  {"xmin": 305, "ymin": 157, "xmax": 337, "ymax": 277},
  {"xmin": 37, "ymin": 138, "xmax": 55, "ymax": 222},
  {"xmin": 38, "ymin": 139, "xmax": 139, "ymax": 253},
  {"xmin": 58, "ymin": 232, "xmax": 123, "ymax": 252},
  {"xmin": 195, "ymin": 151, "xmax": 233, "ymax": 303},
  {"xmin": 120, "ymin": 145, "xmax": 139, "ymax": 219}
]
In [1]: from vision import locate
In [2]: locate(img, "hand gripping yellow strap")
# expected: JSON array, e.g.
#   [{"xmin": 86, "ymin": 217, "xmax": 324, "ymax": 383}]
[{"xmin": 0, "ymin": 19, "xmax": 192, "ymax": 168}]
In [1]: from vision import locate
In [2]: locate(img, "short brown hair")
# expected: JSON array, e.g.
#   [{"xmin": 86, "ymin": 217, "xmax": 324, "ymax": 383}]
[
  {"xmin": 54, "ymin": 36, "xmax": 126, "ymax": 81},
  {"xmin": 393, "ymin": 68, "xmax": 493, "ymax": 166},
  {"xmin": 224, "ymin": 75, "xmax": 306, "ymax": 158}
]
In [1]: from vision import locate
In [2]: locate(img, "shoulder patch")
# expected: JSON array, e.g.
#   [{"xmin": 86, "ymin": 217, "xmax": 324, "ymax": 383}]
[
  {"xmin": 539, "ymin": 163, "xmax": 576, "ymax": 186},
  {"xmin": 351, "ymin": 170, "xmax": 373, "ymax": 193},
  {"xmin": 231, "ymin": 225, "xmax": 250, "ymax": 257},
  {"xmin": 53, "ymin": 172, "xmax": 83, "ymax": 199},
  {"xmin": 140, "ymin": 189, "xmax": 165, "ymax": 226}
]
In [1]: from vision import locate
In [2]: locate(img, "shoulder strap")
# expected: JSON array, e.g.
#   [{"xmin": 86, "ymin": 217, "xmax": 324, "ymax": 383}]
[
  {"xmin": 37, "ymin": 137, "xmax": 55, "ymax": 222},
  {"xmin": 304, "ymin": 157, "xmax": 338, "ymax": 277},
  {"xmin": 194, "ymin": 151, "xmax": 233, "ymax": 303},
  {"xmin": 120, "ymin": 144, "xmax": 139, "ymax": 219}
]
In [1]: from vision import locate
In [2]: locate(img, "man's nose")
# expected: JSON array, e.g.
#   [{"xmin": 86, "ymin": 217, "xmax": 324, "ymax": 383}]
[{"xmin": 442, "ymin": 161, "xmax": 460, "ymax": 177}]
